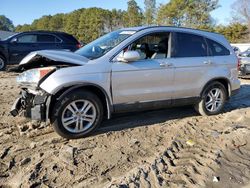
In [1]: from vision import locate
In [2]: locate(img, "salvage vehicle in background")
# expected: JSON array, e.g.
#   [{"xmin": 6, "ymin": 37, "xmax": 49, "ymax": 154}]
[
  {"xmin": 232, "ymin": 45, "xmax": 241, "ymax": 56},
  {"xmin": 0, "ymin": 31, "xmax": 81, "ymax": 70},
  {"xmin": 10, "ymin": 26, "xmax": 240, "ymax": 139},
  {"xmin": 239, "ymin": 53, "xmax": 250, "ymax": 78}
]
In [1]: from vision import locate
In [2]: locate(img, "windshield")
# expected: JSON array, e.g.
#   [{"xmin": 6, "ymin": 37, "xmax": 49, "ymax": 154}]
[
  {"xmin": 2, "ymin": 33, "xmax": 18, "ymax": 41},
  {"xmin": 75, "ymin": 30, "xmax": 136, "ymax": 59}
]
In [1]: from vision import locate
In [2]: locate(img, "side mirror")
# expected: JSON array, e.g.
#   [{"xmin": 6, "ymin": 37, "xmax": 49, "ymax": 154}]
[
  {"xmin": 117, "ymin": 51, "xmax": 141, "ymax": 62},
  {"xmin": 10, "ymin": 38, "xmax": 18, "ymax": 44}
]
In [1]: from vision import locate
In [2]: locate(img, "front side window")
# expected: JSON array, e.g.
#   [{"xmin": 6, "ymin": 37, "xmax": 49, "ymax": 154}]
[
  {"xmin": 75, "ymin": 30, "xmax": 136, "ymax": 60},
  {"xmin": 126, "ymin": 32, "xmax": 170, "ymax": 60},
  {"xmin": 172, "ymin": 32, "xmax": 208, "ymax": 58},
  {"xmin": 206, "ymin": 38, "xmax": 230, "ymax": 56},
  {"xmin": 16, "ymin": 34, "xmax": 37, "ymax": 43}
]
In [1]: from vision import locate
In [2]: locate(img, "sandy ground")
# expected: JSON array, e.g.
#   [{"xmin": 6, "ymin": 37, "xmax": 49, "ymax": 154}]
[{"xmin": 0, "ymin": 72, "xmax": 250, "ymax": 188}]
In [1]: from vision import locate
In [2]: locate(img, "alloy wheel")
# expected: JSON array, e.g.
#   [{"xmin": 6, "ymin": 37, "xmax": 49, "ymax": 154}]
[
  {"xmin": 205, "ymin": 88, "xmax": 223, "ymax": 112},
  {"xmin": 0, "ymin": 58, "xmax": 5, "ymax": 70},
  {"xmin": 61, "ymin": 100, "xmax": 97, "ymax": 133}
]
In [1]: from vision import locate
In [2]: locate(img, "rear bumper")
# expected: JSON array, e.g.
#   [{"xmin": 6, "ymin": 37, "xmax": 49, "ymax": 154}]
[{"xmin": 10, "ymin": 89, "xmax": 50, "ymax": 121}]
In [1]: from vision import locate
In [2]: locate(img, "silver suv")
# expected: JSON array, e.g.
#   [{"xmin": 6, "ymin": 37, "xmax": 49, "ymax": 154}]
[{"xmin": 11, "ymin": 26, "xmax": 240, "ymax": 139}]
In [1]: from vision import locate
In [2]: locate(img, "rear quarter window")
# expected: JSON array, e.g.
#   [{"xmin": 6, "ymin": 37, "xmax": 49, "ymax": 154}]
[
  {"xmin": 61, "ymin": 34, "xmax": 79, "ymax": 44},
  {"xmin": 206, "ymin": 38, "xmax": 230, "ymax": 56}
]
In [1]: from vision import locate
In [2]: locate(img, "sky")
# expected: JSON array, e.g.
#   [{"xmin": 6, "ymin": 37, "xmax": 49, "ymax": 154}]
[{"xmin": 0, "ymin": 0, "xmax": 235, "ymax": 26}]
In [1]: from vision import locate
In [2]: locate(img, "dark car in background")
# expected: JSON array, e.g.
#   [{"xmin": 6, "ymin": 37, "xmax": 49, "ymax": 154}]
[{"xmin": 0, "ymin": 31, "xmax": 81, "ymax": 70}]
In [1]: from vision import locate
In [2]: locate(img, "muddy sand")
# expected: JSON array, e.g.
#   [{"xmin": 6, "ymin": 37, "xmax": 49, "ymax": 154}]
[{"xmin": 0, "ymin": 72, "xmax": 250, "ymax": 188}]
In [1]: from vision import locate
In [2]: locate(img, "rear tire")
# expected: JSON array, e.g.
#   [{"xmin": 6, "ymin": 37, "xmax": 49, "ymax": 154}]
[
  {"xmin": 194, "ymin": 81, "xmax": 227, "ymax": 116},
  {"xmin": 0, "ymin": 55, "xmax": 6, "ymax": 71},
  {"xmin": 51, "ymin": 90, "xmax": 103, "ymax": 139}
]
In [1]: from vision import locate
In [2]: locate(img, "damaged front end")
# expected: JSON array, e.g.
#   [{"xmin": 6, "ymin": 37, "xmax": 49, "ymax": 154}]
[
  {"xmin": 10, "ymin": 67, "xmax": 55, "ymax": 121},
  {"xmin": 10, "ymin": 50, "xmax": 88, "ymax": 121},
  {"xmin": 10, "ymin": 89, "xmax": 50, "ymax": 121}
]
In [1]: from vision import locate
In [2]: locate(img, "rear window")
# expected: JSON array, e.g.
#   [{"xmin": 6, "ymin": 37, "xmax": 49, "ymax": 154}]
[
  {"xmin": 172, "ymin": 32, "xmax": 208, "ymax": 58},
  {"xmin": 206, "ymin": 38, "xmax": 230, "ymax": 56}
]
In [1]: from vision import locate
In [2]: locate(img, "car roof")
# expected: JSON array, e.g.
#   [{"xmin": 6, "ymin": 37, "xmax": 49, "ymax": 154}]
[
  {"xmin": 19, "ymin": 30, "xmax": 70, "ymax": 35},
  {"xmin": 124, "ymin": 26, "xmax": 221, "ymax": 36}
]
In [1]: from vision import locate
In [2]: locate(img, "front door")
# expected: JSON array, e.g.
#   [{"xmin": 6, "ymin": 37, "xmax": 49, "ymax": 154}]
[
  {"xmin": 111, "ymin": 32, "xmax": 174, "ymax": 112},
  {"xmin": 9, "ymin": 34, "xmax": 39, "ymax": 64}
]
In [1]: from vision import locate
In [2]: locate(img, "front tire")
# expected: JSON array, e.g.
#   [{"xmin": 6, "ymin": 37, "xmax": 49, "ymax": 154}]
[
  {"xmin": 195, "ymin": 82, "xmax": 227, "ymax": 116},
  {"xmin": 51, "ymin": 90, "xmax": 103, "ymax": 139},
  {"xmin": 0, "ymin": 55, "xmax": 6, "ymax": 71}
]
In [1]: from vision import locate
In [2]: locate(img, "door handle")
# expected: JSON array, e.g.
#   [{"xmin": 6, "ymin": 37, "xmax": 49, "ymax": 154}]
[
  {"xmin": 160, "ymin": 62, "xmax": 173, "ymax": 67},
  {"xmin": 160, "ymin": 62, "xmax": 166, "ymax": 67},
  {"xmin": 165, "ymin": 62, "xmax": 173, "ymax": 67},
  {"xmin": 203, "ymin": 60, "xmax": 213, "ymax": 65}
]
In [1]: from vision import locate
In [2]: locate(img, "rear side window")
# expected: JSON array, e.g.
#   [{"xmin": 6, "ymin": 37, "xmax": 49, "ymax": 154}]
[
  {"xmin": 37, "ymin": 34, "xmax": 60, "ymax": 43},
  {"xmin": 206, "ymin": 38, "xmax": 230, "ymax": 56},
  {"xmin": 171, "ymin": 32, "xmax": 208, "ymax": 58}
]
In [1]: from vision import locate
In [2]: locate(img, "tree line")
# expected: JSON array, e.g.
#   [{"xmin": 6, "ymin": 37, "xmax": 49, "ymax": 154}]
[{"xmin": 1, "ymin": 0, "xmax": 249, "ymax": 43}]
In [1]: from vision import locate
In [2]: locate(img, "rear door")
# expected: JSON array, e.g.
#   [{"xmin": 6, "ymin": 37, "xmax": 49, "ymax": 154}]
[
  {"xmin": 9, "ymin": 34, "xmax": 39, "ymax": 64},
  {"xmin": 206, "ymin": 38, "xmax": 232, "ymax": 68},
  {"xmin": 37, "ymin": 34, "xmax": 62, "ymax": 51},
  {"xmin": 167, "ymin": 32, "xmax": 213, "ymax": 101}
]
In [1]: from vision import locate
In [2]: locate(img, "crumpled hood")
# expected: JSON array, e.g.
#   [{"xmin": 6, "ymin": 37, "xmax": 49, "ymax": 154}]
[
  {"xmin": 20, "ymin": 50, "xmax": 89, "ymax": 65},
  {"xmin": 9, "ymin": 50, "xmax": 90, "ymax": 72}
]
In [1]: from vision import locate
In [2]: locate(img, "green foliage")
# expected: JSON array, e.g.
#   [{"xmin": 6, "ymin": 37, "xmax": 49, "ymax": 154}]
[
  {"xmin": 157, "ymin": 0, "xmax": 218, "ymax": 28},
  {"xmin": 157, "ymin": 0, "xmax": 188, "ymax": 26},
  {"xmin": 144, "ymin": 0, "xmax": 156, "ymax": 25},
  {"xmin": 14, "ymin": 8, "xmax": 127, "ymax": 43},
  {"xmin": 78, "ymin": 8, "xmax": 106, "ymax": 42},
  {"xmin": 64, "ymin": 9, "xmax": 84, "ymax": 39},
  {"xmin": 49, "ymin": 14, "xmax": 65, "ymax": 31},
  {"xmin": 13, "ymin": 1, "xmax": 248, "ymax": 43},
  {"xmin": 125, "ymin": 0, "xmax": 144, "ymax": 27},
  {"xmin": 214, "ymin": 23, "xmax": 248, "ymax": 43},
  {"xmin": 15, "ymin": 24, "xmax": 32, "ymax": 32},
  {"xmin": 0, "ymin": 15, "xmax": 14, "ymax": 31}
]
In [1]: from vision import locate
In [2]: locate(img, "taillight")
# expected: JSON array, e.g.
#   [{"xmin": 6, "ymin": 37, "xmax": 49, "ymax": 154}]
[
  {"xmin": 76, "ymin": 43, "xmax": 82, "ymax": 49},
  {"xmin": 237, "ymin": 58, "xmax": 241, "ymax": 70}
]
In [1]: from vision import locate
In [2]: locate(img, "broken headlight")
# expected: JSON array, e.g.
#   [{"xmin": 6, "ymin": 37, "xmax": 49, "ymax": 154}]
[{"xmin": 17, "ymin": 67, "xmax": 56, "ymax": 87}]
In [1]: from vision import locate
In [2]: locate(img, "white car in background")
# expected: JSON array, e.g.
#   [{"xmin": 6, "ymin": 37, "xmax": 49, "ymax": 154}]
[
  {"xmin": 232, "ymin": 45, "xmax": 241, "ymax": 55},
  {"xmin": 239, "ymin": 51, "xmax": 250, "ymax": 78}
]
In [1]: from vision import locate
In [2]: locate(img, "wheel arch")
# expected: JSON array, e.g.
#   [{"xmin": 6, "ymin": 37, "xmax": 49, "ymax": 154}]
[
  {"xmin": 0, "ymin": 52, "xmax": 7, "ymax": 60},
  {"xmin": 200, "ymin": 77, "xmax": 231, "ymax": 99},
  {"xmin": 48, "ymin": 83, "xmax": 113, "ymax": 122},
  {"xmin": 0, "ymin": 52, "xmax": 7, "ymax": 70}
]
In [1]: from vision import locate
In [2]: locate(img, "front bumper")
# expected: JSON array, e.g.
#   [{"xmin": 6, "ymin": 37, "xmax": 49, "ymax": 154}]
[{"xmin": 10, "ymin": 89, "xmax": 50, "ymax": 121}]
